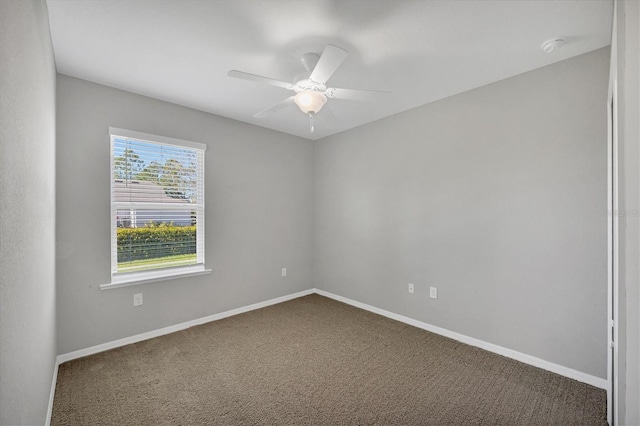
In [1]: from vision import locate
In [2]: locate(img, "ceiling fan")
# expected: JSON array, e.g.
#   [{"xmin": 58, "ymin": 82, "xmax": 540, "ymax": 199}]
[{"xmin": 228, "ymin": 45, "xmax": 389, "ymax": 133}]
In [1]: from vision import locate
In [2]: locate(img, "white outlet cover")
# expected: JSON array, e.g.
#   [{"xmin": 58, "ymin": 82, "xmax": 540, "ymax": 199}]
[
  {"xmin": 133, "ymin": 293, "xmax": 143, "ymax": 306},
  {"xmin": 430, "ymin": 287, "xmax": 438, "ymax": 299},
  {"xmin": 281, "ymin": 267, "xmax": 287, "ymax": 277},
  {"xmin": 408, "ymin": 283, "xmax": 414, "ymax": 294}
]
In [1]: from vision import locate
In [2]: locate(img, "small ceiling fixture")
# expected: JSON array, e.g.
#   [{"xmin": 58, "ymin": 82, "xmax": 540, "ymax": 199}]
[
  {"xmin": 228, "ymin": 44, "xmax": 389, "ymax": 133},
  {"xmin": 541, "ymin": 38, "xmax": 565, "ymax": 53}
]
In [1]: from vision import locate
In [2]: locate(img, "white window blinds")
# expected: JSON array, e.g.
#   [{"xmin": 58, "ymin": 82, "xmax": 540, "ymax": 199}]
[{"xmin": 110, "ymin": 128, "xmax": 206, "ymax": 277}]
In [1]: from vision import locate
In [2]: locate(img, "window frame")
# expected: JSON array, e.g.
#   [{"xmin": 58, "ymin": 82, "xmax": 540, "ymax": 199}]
[{"xmin": 101, "ymin": 128, "xmax": 210, "ymax": 290}]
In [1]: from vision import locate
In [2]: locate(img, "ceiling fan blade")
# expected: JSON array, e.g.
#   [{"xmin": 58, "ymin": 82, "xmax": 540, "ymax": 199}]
[
  {"xmin": 254, "ymin": 96, "xmax": 295, "ymax": 118},
  {"xmin": 318, "ymin": 104, "xmax": 339, "ymax": 126},
  {"xmin": 228, "ymin": 70, "xmax": 294, "ymax": 91},
  {"xmin": 325, "ymin": 87, "xmax": 390, "ymax": 101},
  {"xmin": 309, "ymin": 45, "xmax": 348, "ymax": 85}
]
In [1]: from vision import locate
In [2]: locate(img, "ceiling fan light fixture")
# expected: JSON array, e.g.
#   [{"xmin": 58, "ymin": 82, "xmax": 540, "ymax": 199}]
[{"xmin": 294, "ymin": 90, "xmax": 327, "ymax": 114}]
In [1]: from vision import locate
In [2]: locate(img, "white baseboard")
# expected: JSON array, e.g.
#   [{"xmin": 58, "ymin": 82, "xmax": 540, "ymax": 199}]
[
  {"xmin": 314, "ymin": 289, "xmax": 607, "ymax": 390},
  {"xmin": 45, "ymin": 358, "xmax": 59, "ymax": 426},
  {"xmin": 56, "ymin": 288, "xmax": 314, "ymax": 364}
]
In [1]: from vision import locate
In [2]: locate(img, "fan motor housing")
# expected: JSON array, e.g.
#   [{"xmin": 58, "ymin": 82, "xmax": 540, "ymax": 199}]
[
  {"xmin": 295, "ymin": 52, "xmax": 325, "ymax": 93},
  {"xmin": 293, "ymin": 77, "xmax": 326, "ymax": 93}
]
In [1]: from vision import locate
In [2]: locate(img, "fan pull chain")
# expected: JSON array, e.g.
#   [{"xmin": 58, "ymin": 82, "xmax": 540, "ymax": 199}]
[{"xmin": 309, "ymin": 113, "xmax": 314, "ymax": 133}]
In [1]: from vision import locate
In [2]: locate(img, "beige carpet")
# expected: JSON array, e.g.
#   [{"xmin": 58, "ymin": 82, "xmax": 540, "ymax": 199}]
[{"xmin": 52, "ymin": 294, "xmax": 606, "ymax": 425}]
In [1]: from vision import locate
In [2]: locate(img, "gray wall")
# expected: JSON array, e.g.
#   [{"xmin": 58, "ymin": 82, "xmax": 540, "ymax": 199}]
[
  {"xmin": 56, "ymin": 75, "xmax": 314, "ymax": 354},
  {"xmin": 0, "ymin": 0, "xmax": 58, "ymax": 424},
  {"xmin": 314, "ymin": 48, "xmax": 610, "ymax": 378},
  {"xmin": 616, "ymin": 1, "xmax": 640, "ymax": 424}
]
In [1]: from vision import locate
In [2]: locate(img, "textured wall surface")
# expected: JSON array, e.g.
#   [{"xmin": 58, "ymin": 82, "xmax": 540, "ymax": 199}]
[
  {"xmin": 56, "ymin": 75, "xmax": 314, "ymax": 354},
  {"xmin": 314, "ymin": 48, "xmax": 609, "ymax": 378},
  {"xmin": 0, "ymin": 0, "xmax": 58, "ymax": 424}
]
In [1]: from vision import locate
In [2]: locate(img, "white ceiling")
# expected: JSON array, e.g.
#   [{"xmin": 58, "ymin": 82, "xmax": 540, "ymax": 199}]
[{"xmin": 46, "ymin": 0, "xmax": 612, "ymax": 141}]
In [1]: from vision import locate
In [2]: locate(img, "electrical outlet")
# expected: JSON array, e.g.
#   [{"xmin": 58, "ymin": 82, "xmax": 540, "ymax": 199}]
[
  {"xmin": 430, "ymin": 287, "xmax": 438, "ymax": 299},
  {"xmin": 133, "ymin": 293, "xmax": 143, "ymax": 307},
  {"xmin": 281, "ymin": 267, "xmax": 287, "ymax": 277},
  {"xmin": 408, "ymin": 283, "xmax": 414, "ymax": 294}
]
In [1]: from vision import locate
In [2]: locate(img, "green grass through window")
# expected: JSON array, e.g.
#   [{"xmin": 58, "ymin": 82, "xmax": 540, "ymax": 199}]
[{"xmin": 118, "ymin": 253, "xmax": 197, "ymax": 272}]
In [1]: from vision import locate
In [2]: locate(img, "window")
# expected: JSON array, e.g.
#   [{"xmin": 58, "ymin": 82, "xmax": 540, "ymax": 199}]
[{"xmin": 105, "ymin": 128, "xmax": 209, "ymax": 288}]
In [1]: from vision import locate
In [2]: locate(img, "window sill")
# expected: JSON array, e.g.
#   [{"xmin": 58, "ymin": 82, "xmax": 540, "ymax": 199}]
[{"xmin": 100, "ymin": 266, "xmax": 212, "ymax": 290}]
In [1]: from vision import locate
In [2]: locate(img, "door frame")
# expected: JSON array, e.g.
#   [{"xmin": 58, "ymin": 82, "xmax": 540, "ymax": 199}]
[
  {"xmin": 607, "ymin": 4, "xmax": 619, "ymax": 422},
  {"xmin": 608, "ymin": 78, "xmax": 619, "ymax": 426}
]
